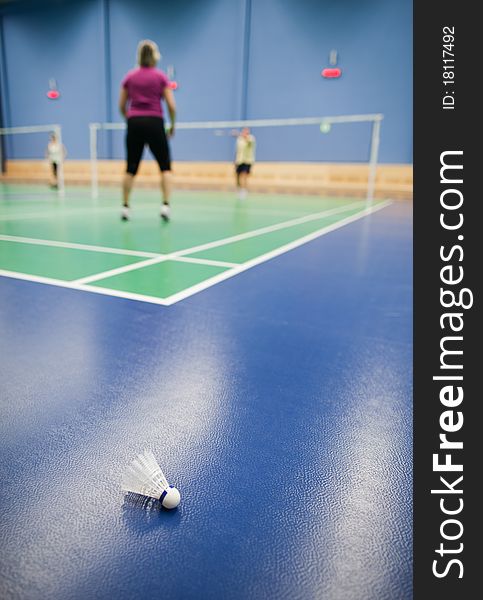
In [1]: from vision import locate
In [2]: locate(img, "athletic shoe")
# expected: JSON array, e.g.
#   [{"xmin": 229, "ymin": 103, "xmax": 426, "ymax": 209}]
[
  {"xmin": 121, "ymin": 207, "xmax": 130, "ymax": 221},
  {"xmin": 161, "ymin": 204, "xmax": 171, "ymax": 221},
  {"xmin": 238, "ymin": 189, "xmax": 247, "ymax": 200}
]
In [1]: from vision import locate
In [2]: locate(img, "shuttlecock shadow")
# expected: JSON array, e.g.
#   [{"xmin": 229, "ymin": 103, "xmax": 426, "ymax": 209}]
[{"xmin": 121, "ymin": 492, "xmax": 182, "ymax": 534}]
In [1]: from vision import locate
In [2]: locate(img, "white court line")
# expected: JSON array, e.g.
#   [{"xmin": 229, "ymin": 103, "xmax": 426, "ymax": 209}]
[
  {"xmin": 0, "ymin": 202, "xmax": 170, "ymax": 222},
  {"xmin": 74, "ymin": 256, "xmax": 170, "ymax": 285},
  {"xmin": 0, "ymin": 207, "xmax": 112, "ymax": 222},
  {"xmin": 0, "ymin": 191, "xmax": 93, "ymax": 200},
  {"xmin": 0, "ymin": 193, "xmax": 356, "ymax": 222},
  {"xmin": 74, "ymin": 252, "xmax": 237, "ymax": 285},
  {"xmin": 68, "ymin": 200, "xmax": 362, "ymax": 285},
  {"xmin": 0, "ymin": 269, "xmax": 170, "ymax": 306},
  {"xmin": 0, "ymin": 234, "xmax": 159, "ymax": 258},
  {"xmin": 171, "ymin": 201, "xmax": 365, "ymax": 258},
  {"xmin": 0, "ymin": 234, "xmax": 240, "ymax": 269},
  {"xmin": 162, "ymin": 200, "xmax": 393, "ymax": 304},
  {"xmin": 172, "ymin": 255, "xmax": 238, "ymax": 268},
  {"xmin": 0, "ymin": 202, "xmax": 160, "ymax": 222},
  {"xmin": 0, "ymin": 200, "xmax": 392, "ymax": 306}
]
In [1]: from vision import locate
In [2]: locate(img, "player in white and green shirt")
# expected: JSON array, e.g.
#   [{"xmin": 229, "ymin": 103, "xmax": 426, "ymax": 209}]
[{"xmin": 234, "ymin": 128, "xmax": 256, "ymax": 199}]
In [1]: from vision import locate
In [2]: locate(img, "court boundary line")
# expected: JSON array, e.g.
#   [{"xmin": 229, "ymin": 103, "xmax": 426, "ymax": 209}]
[
  {"xmin": 0, "ymin": 200, "xmax": 365, "ymax": 283},
  {"xmin": 74, "ymin": 256, "xmax": 171, "ymax": 284},
  {"xmin": 0, "ymin": 193, "xmax": 344, "ymax": 222},
  {"xmin": 170, "ymin": 200, "xmax": 366, "ymax": 258},
  {"xmin": 0, "ymin": 234, "xmax": 239, "ymax": 268},
  {"xmin": 0, "ymin": 268, "xmax": 171, "ymax": 305},
  {"xmin": 0, "ymin": 200, "xmax": 392, "ymax": 306},
  {"xmin": 69, "ymin": 200, "xmax": 366, "ymax": 285},
  {"xmin": 162, "ymin": 199, "xmax": 392, "ymax": 304},
  {"xmin": 0, "ymin": 199, "xmax": 363, "ymax": 256},
  {"xmin": 0, "ymin": 234, "xmax": 159, "ymax": 258},
  {"xmin": 172, "ymin": 255, "xmax": 237, "ymax": 268}
]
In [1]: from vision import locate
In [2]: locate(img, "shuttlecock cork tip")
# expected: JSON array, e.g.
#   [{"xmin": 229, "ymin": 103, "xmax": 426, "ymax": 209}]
[{"xmin": 161, "ymin": 485, "xmax": 181, "ymax": 509}]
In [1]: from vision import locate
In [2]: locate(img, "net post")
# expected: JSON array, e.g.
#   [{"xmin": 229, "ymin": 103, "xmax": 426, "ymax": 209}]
[
  {"xmin": 54, "ymin": 124, "xmax": 65, "ymax": 197},
  {"xmin": 90, "ymin": 123, "xmax": 99, "ymax": 199},
  {"xmin": 366, "ymin": 116, "xmax": 382, "ymax": 203}
]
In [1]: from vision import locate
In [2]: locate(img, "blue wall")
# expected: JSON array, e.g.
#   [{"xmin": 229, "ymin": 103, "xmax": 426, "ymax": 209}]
[
  {"xmin": 107, "ymin": 0, "xmax": 245, "ymax": 161},
  {"xmin": 0, "ymin": 0, "xmax": 412, "ymax": 163},
  {"xmin": 0, "ymin": 0, "xmax": 106, "ymax": 161}
]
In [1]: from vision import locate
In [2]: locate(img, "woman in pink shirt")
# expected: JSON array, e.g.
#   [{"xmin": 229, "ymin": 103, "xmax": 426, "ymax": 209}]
[{"xmin": 118, "ymin": 40, "xmax": 176, "ymax": 221}]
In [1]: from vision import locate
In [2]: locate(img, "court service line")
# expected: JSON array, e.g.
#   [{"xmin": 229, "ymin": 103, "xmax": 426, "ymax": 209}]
[
  {"xmin": 0, "ymin": 206, "xmax": 118, "ymax": 222},
  {"xmin": 73, "ymin": 253, "xmax": 238, "ymax": 284},
  {"xmin": 73, "ymin": 254, "xmax": 237, "ymax": 285},
  {"xmin": 170, "ymin": 200, "xmax": 366, "ymax": 258},
  {"xmin": 0, "ymin": 200, "xmax": 364, "ymax": 252},
  {"xmin": 0, "ymin": 191, "xmax": 94, "ymax": 200},
  {"xmin": 162, "ymin": 200, "xmax": 393, "ymax": 305},
  {"xmin": 0, "ymin": 198, "xmax": 292, "ymax": 222},
  {"xmin": 0, "ymin": 269, "xmax": 170, "ymax": 306},
  {"xmin": 74, "ymin": 256, "xmax": 171, "ymax": 285},
  {"xmin": 64, "ymin": 200, "xmax": 366, "ymax": 286},
  {"xmin": 0, "ymin": 201, "xmax": 391, "ymax": 306},
  {"xmin": 0, "ymin": 200, "xmax": 180, "ymax": 222},
  {"xmin": 0, "ymin": 234, "xmax": 159, "ymax": 258},
  {"xmin": 0, "ymin": 234, "xmax": 238, "ymax": 268},
  {"xmin": 0, "ymin": 201, "xmax": 360, "ymax": 256},
  {"xmin": 0, "ymin": 202, "xmax": 170, "ymax": 222},
  {"xmin": 172, "ymin": 256, "xmax": 237, "ymax": 268}
]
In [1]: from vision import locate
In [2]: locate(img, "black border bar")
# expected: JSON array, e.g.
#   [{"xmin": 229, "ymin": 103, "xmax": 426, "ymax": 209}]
[{"xmin": 414, "ymin": 3, "xmax": 479, "ymax": 597}]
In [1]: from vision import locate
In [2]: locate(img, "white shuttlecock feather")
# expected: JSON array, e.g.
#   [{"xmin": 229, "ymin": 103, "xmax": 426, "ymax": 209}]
[{"xmin": 121, "ymin": 450, "xmax": 181, "ymax": 509}]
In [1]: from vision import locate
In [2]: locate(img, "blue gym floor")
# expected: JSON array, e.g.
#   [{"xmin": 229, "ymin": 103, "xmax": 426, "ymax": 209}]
[{"xmin": 0, "ymin": 191, "xmax": 412, "ymax": 600}]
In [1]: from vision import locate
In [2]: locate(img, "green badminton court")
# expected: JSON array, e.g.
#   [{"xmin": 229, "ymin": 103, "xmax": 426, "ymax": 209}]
[{"xmin": 0, "ymin": 184, "xmax": 390, "ymax": 305}]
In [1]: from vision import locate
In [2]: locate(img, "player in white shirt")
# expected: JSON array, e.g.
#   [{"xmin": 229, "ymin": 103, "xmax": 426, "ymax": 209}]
[{"xmin": 45, "ymin": 132, "xmax": 66, "ymax": 189}]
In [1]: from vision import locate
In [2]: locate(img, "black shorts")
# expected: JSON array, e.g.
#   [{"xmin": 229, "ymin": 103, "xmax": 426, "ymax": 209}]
[
  {"xmin": 126, "ymin": 117, "xmax": 171, "ymax": 175},
  {"xmin": 236, "ymin": 163, "xmax": 252, "ymax": 174},
  {"xmin": 51, "ymin": 162, "xmax": 58, "ymax": 177}
]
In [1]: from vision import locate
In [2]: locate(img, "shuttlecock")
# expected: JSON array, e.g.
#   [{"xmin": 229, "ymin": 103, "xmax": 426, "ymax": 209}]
[{"xmin": 121, "ymin": 450, "xmax": 181, "ymax": 509}]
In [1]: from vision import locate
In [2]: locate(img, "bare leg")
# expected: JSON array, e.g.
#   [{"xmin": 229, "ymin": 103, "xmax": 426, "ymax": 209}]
[
  {"xmin": 122, "ymin": 173, "xmax": 134, "ymax": 207},
  {"xmin": 238, "ymin": 172, "xmax": 249, "ymax": 199},
  {"xmin": 121, "ymin": 173, "xmax": 135, "ymax": 220},
  {"xmin": 239, "ymin": 172, "xmax": 248, "ymax": 190},
  {"xmin": 160, "ymin": 170, "xmax": 172, "ymax": 205}
]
